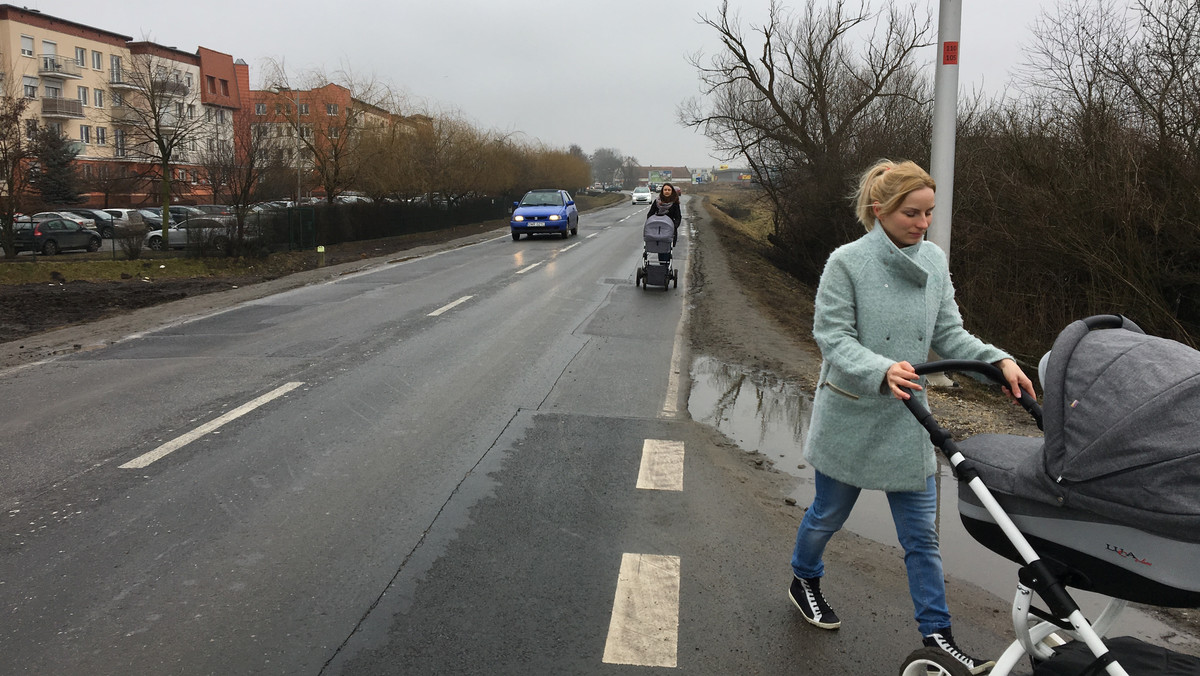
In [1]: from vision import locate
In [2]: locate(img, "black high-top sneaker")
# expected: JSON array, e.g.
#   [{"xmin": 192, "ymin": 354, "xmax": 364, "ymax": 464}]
[
  {"xmin": 922, "ymin": 627, "xmax": 995, "ymax": 674},
  {"xmin": 788, "ymin": 576, "xmax": 841, "ymax": 629}
]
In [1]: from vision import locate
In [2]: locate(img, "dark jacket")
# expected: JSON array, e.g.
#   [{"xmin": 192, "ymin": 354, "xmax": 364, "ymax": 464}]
[{"xmin": 646, "ymin": 200, "xmax": 681, "ymax": 229}]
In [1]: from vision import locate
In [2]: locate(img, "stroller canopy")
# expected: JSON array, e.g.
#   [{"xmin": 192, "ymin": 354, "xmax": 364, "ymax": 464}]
[
  {"xmin": 1023, "ymin": 316, "xmax": 1200, "ymax": 541},
  {"xmin": 644, "ymin": 215, "xmax": 674, "ymax": 243}
]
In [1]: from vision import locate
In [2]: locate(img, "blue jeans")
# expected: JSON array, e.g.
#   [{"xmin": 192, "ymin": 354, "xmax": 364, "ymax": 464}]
[{"xmin": 791, "ymin": 470, "xmax": 950, "ymax": 635}]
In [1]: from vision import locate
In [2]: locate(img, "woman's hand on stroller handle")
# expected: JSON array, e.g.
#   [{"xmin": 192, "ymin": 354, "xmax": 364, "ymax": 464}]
[
  {"xmin": 886, "ymin": 361, "xmax": 923, "ymax": 400},
  {"xmin": 909, "ymin": 359, "xmax": 1043, "ymax": 429},
  {"xmin": 996, "ymin": 357, "xmax": 1037, "ymax": 404}
]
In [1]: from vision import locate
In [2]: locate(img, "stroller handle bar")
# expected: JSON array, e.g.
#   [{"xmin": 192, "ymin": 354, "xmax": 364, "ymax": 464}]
[{"xmin": 905, "ymin": 360, "xmax": 1043, "ymax": 432}]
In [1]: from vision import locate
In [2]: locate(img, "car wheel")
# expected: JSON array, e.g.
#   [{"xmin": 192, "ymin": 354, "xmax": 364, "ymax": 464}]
[
  {"xmin": 87, "ymin": 237, "xmax": 101, "ymax": 252},
  {"xmin": 101, "ymin": 226, "xmax": 114, "ymax": 239},
  {"xmin": 560, "ymin": 230, "xmax": 569, "ymax": 239},
  {"xmin": 42, "ymin": 240, "xmax": 59, "ymax": 255},
  {"xmin": 511, "ymin": 232, "xmax": 520, "ymax": 241},
  {"xmin": 213, "ymin": 236, "xmax": 230, "ymax": 252},
  {"xmin": 147, "ymin": 236, "xmax": 163, "ymax": 251}
]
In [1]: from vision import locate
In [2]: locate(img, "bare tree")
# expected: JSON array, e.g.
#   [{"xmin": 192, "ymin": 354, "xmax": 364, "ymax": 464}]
[
  {"xmin": 196, "ymin": 103, "xmax": 277, "ymax": 247},
  {"xmin": 681, "ymin": 0, "xmax": 933, "ymax": 281},
  {"xmin": 262, "ymin": 61, "xmax": 391, "ymax": 205},
  {"xmin": 0, "ymin": 83, "xmax": 33, "ymax": 258},
  {"xmin": 108, "ymin": 49, "xmax": 209, "ymax": 242}
]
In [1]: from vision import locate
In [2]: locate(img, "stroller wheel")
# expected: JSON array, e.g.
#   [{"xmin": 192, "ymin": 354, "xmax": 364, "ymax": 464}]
[{"xmin": 898, "ymin": 647, "xmax": 973, "ymax": 676}]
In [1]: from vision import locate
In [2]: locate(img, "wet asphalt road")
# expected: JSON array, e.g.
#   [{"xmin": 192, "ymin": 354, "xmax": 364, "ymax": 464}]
[{"xmin": 0, "ymin": 197, "xmax": 1098, "ymax": 674}]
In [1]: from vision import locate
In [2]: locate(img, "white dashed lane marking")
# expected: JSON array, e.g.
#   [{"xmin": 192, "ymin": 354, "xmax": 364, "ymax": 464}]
[
  {"xmin": 636, "ymin": 440, "xmax": 685, "ymax": 491},
  {"xmin": 602, "ymin": 553, "xmax": 681, "ymax": 668},
  {"xmin": 427, "ymin": 295, "xmax": 473, "ymax": 316},
  {"xmin": 120, "ymin": 382, "xmax": 304, "ymax": 469},
  {"xmin": 516, "ymin": 262, "xmax": 542, "ymax": 274}
]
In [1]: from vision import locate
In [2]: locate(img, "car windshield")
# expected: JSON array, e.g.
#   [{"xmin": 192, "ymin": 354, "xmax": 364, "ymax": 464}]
[
  {"xmin": 634, "ymin": 187, "xmax": 649, "ymax": 193},
  {"xmin": 521, "ymin": 192, "xmax": 562, "ymax": 207}
]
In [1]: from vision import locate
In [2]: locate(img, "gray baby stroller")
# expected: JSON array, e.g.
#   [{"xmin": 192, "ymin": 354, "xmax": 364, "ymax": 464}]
[
  {"xmin": 898, "ymin": 315, "xmax": 1200, "ymax": 675},
  {"xmin": 635, "ymin": 214, "xmax": 677, "ymax": 290}
]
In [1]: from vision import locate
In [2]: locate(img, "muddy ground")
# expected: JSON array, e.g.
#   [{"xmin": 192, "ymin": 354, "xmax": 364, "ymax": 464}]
[{"xmin": 2, "ymin": 194, "xmax": 1196, "ymax": 639}]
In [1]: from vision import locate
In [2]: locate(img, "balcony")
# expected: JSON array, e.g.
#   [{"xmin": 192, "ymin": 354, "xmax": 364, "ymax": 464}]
[
  {"xmin": 108, "ymin": 70, "xmax": 190, "ymax": 97},
  {"xmin": 41, "ymin": 97, "xmax": 84, "ymax": 119},
  {"xmin": 39, "ymin": 55, "xmax": 83, "ymax": 79}
]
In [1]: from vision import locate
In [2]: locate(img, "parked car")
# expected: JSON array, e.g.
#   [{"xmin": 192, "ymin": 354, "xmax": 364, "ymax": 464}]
[
  {"xmin": 167, "ymin": 205, "xmax": 206, "ymax": 223},
  {"xmin": 604, "ymin": 184, "xmax": 623, "ymax": 192},
  {"xmin": 631, "ymin": 186, "xmax": 653, "ymax": 205},
  {"xmin": 65, "ymin": 208, "xmax": 118, "ymax": 238},
  {"xmin": 32, "ymin": 211, "xmax": 96, "ymax": 232},
  {"xmin": 194, "ymin": 204, "xmax": 233, "ymax": 216},
  {"xmin": 13, "ymin": 218, "xmax": 102, "ymax": 254},
  {"xmin": 137, "ymin": 208, "xmax": 166, "ymax": 228},
  {"xmin": 145, "ymin": 216, "xmax": 236, "ymax": 251},
  {"xmin": 102, "ymin": 208, "xmax": 147, "ymax": 235},
  {"xmin": 510, "ymin": 189, "xmax": 578, "ymax": 241}
]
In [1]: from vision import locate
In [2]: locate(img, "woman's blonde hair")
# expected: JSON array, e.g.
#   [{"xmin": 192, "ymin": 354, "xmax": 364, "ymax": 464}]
[{"xmin": 853, "ymin": 159, "xmax": 936, "ymax": 231}]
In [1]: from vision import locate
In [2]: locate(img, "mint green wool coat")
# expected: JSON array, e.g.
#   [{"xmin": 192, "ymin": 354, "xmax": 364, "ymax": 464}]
[{"xmin": 803, "ymin": 224, "xmax": 1010, "ymax": 491}]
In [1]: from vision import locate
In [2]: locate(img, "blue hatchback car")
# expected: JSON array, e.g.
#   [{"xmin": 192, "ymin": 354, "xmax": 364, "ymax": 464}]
[{"xmin": 510, "ymin": 189, "xmax": 578, "ymax": 240}]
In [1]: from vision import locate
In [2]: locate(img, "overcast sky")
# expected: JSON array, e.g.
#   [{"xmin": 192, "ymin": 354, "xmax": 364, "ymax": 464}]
[{"xmin": 34, "ymin": 0, "xmax": 1050, "ymax": 170}]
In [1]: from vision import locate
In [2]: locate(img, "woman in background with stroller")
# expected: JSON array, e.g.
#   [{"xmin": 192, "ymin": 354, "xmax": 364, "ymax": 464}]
[
  {"xmin": 646, "ymin": 183, "xmax": 681, "ymax": 245},
  {"xmin": 787, "ymin": 159, "xmax": 1035, "ymax": 675}
]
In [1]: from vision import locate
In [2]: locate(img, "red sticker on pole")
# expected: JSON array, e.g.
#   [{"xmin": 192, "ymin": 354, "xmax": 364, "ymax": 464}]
[{"xmin": 943, "ymin": 41, "xmax": 959, "ymax": 65}]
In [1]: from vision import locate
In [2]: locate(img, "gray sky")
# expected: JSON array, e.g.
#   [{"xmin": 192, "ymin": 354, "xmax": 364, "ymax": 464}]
[{"xmin": 34, "ymin": 0, "xmax": 1049, "ymax": 170}]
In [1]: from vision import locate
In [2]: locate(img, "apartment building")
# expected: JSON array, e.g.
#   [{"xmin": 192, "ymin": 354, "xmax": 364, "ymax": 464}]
[{"xmin": 0, "ymin": 5, "xmax": 131, "ymax": 178}]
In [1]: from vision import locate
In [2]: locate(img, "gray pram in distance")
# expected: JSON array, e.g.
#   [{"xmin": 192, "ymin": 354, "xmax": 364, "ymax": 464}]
[
  {"xmin": 898, "ymin": 315, "xmax": 1200, "ymax": 676},
  {"xmin": 636, "ymin": 214, "xmax": 677, "ymax": 290}
]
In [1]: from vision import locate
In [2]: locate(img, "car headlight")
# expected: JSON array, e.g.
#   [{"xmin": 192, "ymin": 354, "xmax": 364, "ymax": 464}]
[
  {"xmin": 548, "ymin": 214, "xmax": 560, "ymax": 221},
  {"xmin": 513, "ymin": 215, "xmax": 525, "ymax": 222}
]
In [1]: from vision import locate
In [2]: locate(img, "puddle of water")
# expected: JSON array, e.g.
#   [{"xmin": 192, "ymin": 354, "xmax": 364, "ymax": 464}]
[{"xmin": 687, "ymin": 356, "xmax": 1199, "ymax": 650}]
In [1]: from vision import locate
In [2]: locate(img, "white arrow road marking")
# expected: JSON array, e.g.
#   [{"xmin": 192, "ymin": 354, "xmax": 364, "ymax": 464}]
[
  {"xmin": 603, "ymin": 553, "xmax": 681, "ymax": 668},
  {"xmin": 120, "ymin": 382, "xmax": 304, "ymax": 469},
  {"xmin": 636, "ymin": 440, "xmax": 685, "ymax": 491},
  {"xmin": 428, "ymin": 295, "xmax": 473, "ymax": 316}
]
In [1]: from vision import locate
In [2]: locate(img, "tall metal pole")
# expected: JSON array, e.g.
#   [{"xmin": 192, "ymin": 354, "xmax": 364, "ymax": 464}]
[
  {"xmin": 294, "ymin": 90, "xmax": 302, "ymax": 205},
  {"xmin": 928, "ymin": 0, "xmax": 961, "ymax": 257}
]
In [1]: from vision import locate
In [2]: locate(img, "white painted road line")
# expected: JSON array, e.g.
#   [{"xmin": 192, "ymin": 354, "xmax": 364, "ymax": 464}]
[
  {"xmin": 120, "ymin": 382, "xmax": 304, "ymax": 469},
  {"xmin": 516, "ymin": 262, "xmax": 542, "ymax": 274},
  {"xmin": 636, "ymin": 439, "xmax": 685, "ymax": 491},
  {"xmin": 559, "ymin": 243, "xmax": 579, "ymax": 252},
  {"xmin": 428, "ymin": 295, "xmax": 473, "ymax": 316},
  {"xmin": 587, "ymin": 233, "xmax": 599, "ymax": 239},
  {"xmin": 603, "ymin": 553, "xmax": 681, "ymax": 668}
]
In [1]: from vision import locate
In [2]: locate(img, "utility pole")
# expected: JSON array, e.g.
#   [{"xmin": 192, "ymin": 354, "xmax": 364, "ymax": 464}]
[{"xmin": 928, "ymin": 0, "xmax": 961, "ymax": 258}]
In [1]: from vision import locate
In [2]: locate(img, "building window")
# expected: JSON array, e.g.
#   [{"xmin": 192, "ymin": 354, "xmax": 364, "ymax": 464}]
[
  {"xmin": 96, "ymin": 127, "xmax": 106, "ymax": 146},
  {"xmin": 219, "ymin": 79, "xmax": 229, "ymax": 96},
  {"xmin": 300, "ymin": 125, "xmax": 312, "ymax": 139},
  {"xmin": 206, "ymin": 75, "xmax": 216, "ymax": 94},
  {"xmin": 185, "ymin": 73, "xmax": 193, "ymax": 89},
  {"xmin": 326, "ymin": 103, "xmax": 339, "ymax": 116},
  {"xmin": 187, "ymin": 104, "xmax": 196, "ymax": 119},
  {"xmin": 23, "ymin": 77, "xmax": 38, "ymax": 99},
  {"xmin": 24, "ymin": 120, "xmax": 37, "ymax": 140},
  {"xmin": 80, "ymin": 125, "xmax": 91, "ymax": 144},
  {"xmin": 114, "ymin": 129, "xmax": 126, "ymax": 157},
  {"xmin": 20, "ymin": 36, "xmax": 34, "ymax": 57},
  {"xmin": 94, "ymin": 90, "xmax": 104, "ymax": 108},
  {"xmin": 45, "ymin": 84, "xmax": 61, "ymax": 98},
  {"xmin": 78, "ymin": 86, "xmax": 89, "ymax": 106},
  {"xmin": 217, "ymin": 109, "xmax": 225, "ymax": 123},
  {"xmin": 92, "ymin": 50, "xmax": 102, "ymax": 70},
  {"xmin": 110, "ymin": 54, "xmax": 122, "ymax": 78},
  {"xmin": 255, "ymin": 103, "xmax": 266, "ymax": 115},
  {"xmin": 75, "ymin": 47, "xmax": 86, "ymax": 66},
  {"xmin": 299, "ymin": 103, "xmax": 309, "ymax": 116},
  {"xmin": 328, "ymin": 126, "xmax": 340, "ymax": 138}
]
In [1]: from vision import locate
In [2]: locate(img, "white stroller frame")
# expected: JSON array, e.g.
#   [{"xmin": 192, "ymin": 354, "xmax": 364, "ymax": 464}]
[{"xmin": 898, "ymin": 359, "xmax": 1133, "ymax": 676}]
